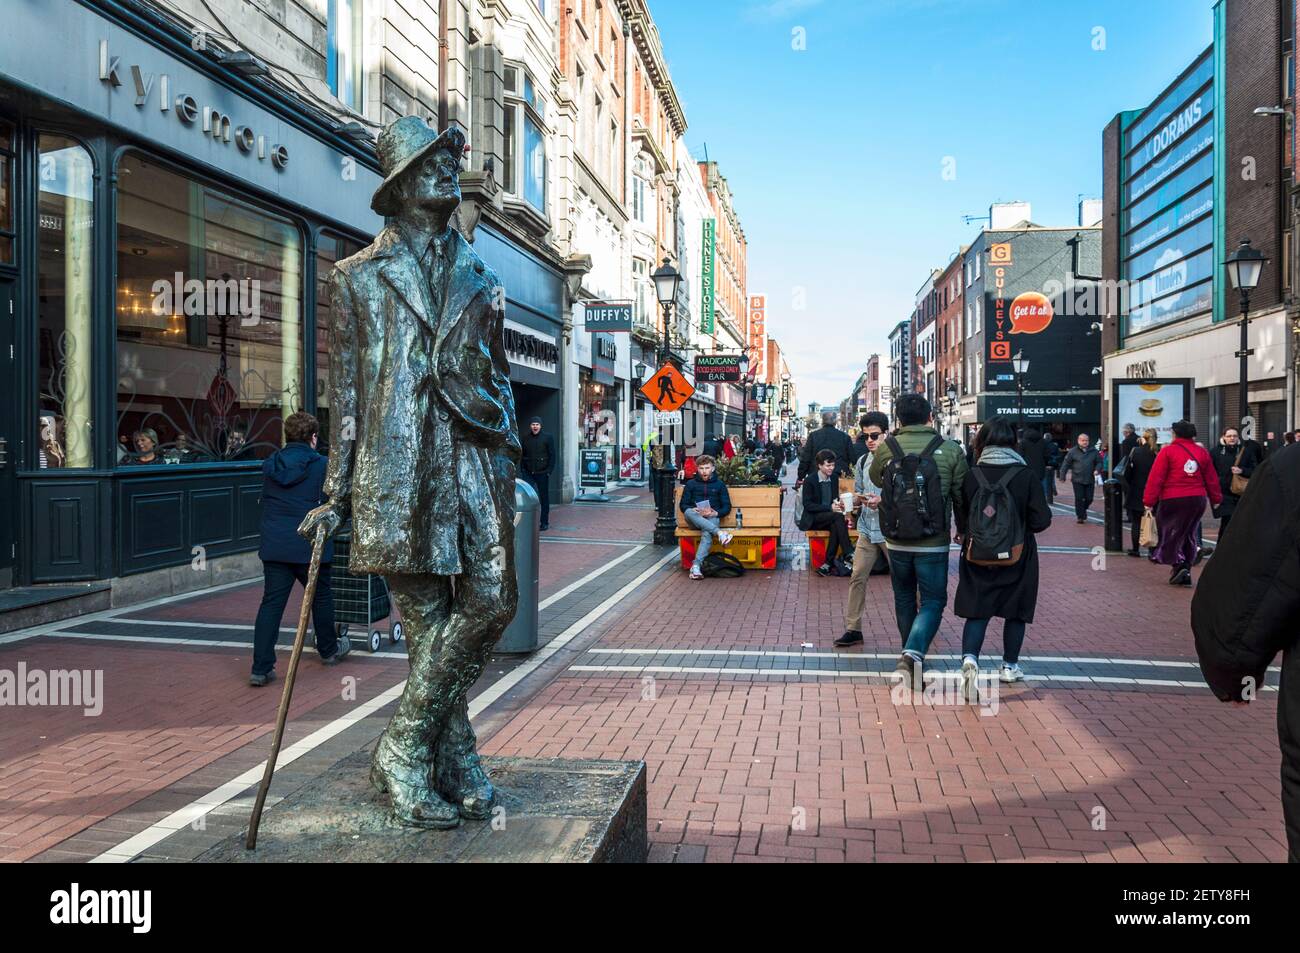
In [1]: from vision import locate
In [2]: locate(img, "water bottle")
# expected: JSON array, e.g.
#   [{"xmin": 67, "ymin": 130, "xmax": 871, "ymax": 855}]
[{"xmin": 735, "ymin": 508, "xmax": 744, "ymax": 529}]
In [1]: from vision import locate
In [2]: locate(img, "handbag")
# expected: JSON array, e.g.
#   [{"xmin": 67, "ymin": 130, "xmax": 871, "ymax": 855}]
[
  {"xmin": 1139, "ymin": 508, "xmax": 1158, "ymax": 548},
  {"xmin": 1229, "ymin": 449, "xmax": 1249, "ymax": 496}
]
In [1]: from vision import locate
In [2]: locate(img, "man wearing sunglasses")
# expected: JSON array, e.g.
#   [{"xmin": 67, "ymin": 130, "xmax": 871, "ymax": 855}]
[{"xmin": 837, "ymin": 412, "xmax": 891, "ymax": 647}]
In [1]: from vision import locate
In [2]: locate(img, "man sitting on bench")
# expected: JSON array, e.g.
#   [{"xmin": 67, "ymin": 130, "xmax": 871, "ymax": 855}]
[
  {"xmin": 801, "ymin": 449, "xmax": 853, "ymax": 577},
  {"xmin": 680, "ymin": 454, "xmax": 734, "ymax": 580}
]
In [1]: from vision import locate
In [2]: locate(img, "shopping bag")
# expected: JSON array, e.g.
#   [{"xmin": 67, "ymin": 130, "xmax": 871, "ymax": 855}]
[{"xmin": 1139, "ymin": 508, "xmax": 1158, "ymax": 548}]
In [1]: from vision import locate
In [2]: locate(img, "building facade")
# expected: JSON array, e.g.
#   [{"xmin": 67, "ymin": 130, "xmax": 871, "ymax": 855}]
[{"xmin": 1100, "ymin": 0, "xmax": 1294, "ymax": 458}]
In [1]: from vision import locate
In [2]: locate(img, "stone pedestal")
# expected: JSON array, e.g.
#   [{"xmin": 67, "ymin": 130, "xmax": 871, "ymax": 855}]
[{"xmin": 197, "ymin": 750, "xmax": 647, "ymax": 863}]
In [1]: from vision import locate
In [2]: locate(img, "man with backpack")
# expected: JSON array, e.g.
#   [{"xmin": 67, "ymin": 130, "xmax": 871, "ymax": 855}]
[
  {"xmin": 679, "ymin": 454, "xmax": 734, "ymax": 580},
  {"xmin": 869, "ymin": 394, "xmax": 969, "ymax": 687}
]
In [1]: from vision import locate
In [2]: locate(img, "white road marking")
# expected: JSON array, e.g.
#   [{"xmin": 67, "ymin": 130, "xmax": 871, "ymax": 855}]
[
  {"xmin": 30, "ymin": 630, "xmax": 405, "ymax": 658},
  {"xmin": 581, "ymin": 646, "xmax": 1279, "ymax": 671},
  {"xmin": 539, "ymin": 545, "xmax": 647, "ymax": 611},
  {"xmin": 0, "ymin": 576, "xmax": 260, "ymax": 646},
  {"xmin": 566, "ymin": 663, "xmax": 1276, "ymax": 691},
  {"xmin": 88, "ymin": 547, "xmax": 678, "ymax": 862}
]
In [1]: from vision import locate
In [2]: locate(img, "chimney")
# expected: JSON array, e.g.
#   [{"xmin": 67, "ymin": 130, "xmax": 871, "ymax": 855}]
[{"xmin": 989, "ymin": 202, "xmax": 1032, "ymax": 229}]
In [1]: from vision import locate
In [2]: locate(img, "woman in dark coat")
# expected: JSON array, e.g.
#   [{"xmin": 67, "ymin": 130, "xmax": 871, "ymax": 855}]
[
  {"xmin": 1122, "ymin": 428, "xmax": 1159, "ymax": 557},
  {"xmin": 1209, "ymin": 425, "xmax": 1257, "ymax": 541},
  {"xmin": 954, "ymin": 417, "xmax": 1052, "ymax": 694}
]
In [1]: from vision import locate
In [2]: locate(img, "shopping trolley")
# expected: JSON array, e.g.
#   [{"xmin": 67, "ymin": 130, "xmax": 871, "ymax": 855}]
[{"xmin": 321, "ymin": 527, "xmax": 404, "ymax": 653}]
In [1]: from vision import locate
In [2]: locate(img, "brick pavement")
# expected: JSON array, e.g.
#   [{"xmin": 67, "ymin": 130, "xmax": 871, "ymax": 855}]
[
  {"xmin": 479, "ymin": 472, "xmax": 1289, "ymax": 862},
  {"xmin": 2, "ymin": 474, "xmax": 1287, "ymax": 863}
]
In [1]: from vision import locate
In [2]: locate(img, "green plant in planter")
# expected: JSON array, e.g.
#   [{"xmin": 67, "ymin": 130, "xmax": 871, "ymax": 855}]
[{"xmin": 715, "ymin": 455, "xmax": 779, "ymax": 486}]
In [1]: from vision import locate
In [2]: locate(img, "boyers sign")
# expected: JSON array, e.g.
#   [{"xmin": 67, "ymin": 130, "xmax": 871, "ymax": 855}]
[{"xmin": 694, "ymin": 354, "xmax": 742, "ymax": 382}]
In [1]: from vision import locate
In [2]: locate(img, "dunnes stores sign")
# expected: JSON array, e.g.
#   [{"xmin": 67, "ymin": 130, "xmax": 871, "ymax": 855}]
[
  {"xmin": 503, "ymin": 322, "xmax": 559, "ymax": 369},
  {"xmin": 700, "ymin": 219, "xmax": 716, "ymax": 335}
]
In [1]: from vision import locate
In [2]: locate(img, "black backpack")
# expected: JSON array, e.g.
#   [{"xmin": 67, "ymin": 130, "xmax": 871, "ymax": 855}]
[
  {"xmin": 700, "ymin": 552, "xmax": 745, "ymax": 578},
  {"xmin": 878, "ymin": 435, "xmax": 946, "ymax": 540},
  {"xmin": 964, "ymin": 467, "xmax": 1025, "ymax": 566}
]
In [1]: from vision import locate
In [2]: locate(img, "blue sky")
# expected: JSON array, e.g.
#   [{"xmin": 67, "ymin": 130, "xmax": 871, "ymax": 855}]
[{"xmin": 647, "ymin": 0, "xmax": 1217, "ymax": 408}]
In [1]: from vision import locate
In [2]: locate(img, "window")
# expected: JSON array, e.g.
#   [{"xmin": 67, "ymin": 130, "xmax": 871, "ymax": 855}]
[
  {"xmin": 504, "ymin": 62, "xmax": 547, "ymax": 214},
  {"xmin": 632, "ymin": 156, "xmax": 649, "ymax": 223},
  {"xmin": 632, "ymin": 258, "xmax": 651, "ymax": 325},
  {"xmin": 316, "ymin": 231, "xmax": 365, "ymax": 445},
  {"xmin": 37, "ymin": 135, "xmax": 95, "ymax": 468},
  {"xmin": 114, "ymin": 153, "xmax": 304, "ymax": 466},
  {"xmin": 327, "ymin": 0, "xmax": 365, "ymax": 113},
  {"xmin": 0, "ymin": 120, "xmax": 13, "ymax": 262}
]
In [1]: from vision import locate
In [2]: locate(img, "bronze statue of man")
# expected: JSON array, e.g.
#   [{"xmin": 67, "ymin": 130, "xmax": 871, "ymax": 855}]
[{"xmin": 300, "ymin": 117, "xmax": 519, "ymax": 829}]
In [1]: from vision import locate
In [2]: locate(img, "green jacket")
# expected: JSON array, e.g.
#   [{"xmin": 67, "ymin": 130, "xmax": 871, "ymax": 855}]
[{"xmin": 868, "ymin": 425, "xmax": 969, "ymax": 552}]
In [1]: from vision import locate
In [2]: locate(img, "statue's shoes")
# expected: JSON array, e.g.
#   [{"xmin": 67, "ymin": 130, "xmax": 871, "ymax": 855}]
[
  {"xmin": 436, "ymin": 756, "xmax": 496, "ymax": 819},
  {"xmin": 370, "ymin": 762, "xmax": 460, "ymax": 830}
]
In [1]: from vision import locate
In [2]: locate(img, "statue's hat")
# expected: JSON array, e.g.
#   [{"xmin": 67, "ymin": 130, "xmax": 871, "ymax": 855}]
[{"xmin": 371, "ymin": 117, "xmax": 466, "ymax": 216}]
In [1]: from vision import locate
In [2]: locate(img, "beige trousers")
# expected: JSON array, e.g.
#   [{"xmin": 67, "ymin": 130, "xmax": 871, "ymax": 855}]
[{"xmin": 844, "ymin": 532, "xmax": 888, "ymax": 633}]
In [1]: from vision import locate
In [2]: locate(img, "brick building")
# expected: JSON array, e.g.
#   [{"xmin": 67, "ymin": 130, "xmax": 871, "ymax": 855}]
[{"xmin": 934, "ymin": 251, "xmax": 965, "ymax": 437}]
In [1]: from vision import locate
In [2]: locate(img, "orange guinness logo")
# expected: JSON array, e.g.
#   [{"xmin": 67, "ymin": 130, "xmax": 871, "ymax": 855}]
[{"xmin": 1009, "ymin": 292, "xmax": 1053, "ymax": 334}]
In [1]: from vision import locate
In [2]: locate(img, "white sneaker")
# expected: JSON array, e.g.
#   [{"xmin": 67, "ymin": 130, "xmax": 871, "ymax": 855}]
[
  {"xmin": 960, "ymin": 657, "xmax": 980, "ymax": 703},
  {"xmin": 1000, "ymin": 662, "xmax": 1024, "ymax": 683},
  {"xmin": 689, "ymin": 565, "xmax": 704, "ymax": 579},
  {"xmin": 717, "ymin": 530, "xmax": 733, "ymax": 546}
]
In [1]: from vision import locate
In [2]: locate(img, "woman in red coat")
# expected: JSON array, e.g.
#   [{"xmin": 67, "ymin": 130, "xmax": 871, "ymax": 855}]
[{"xmin": 1143, "ymin": 420, "xmax": 1223, "ymax": 587}]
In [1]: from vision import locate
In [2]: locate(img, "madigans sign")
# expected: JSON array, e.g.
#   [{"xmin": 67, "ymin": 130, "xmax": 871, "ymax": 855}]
[{"xmin": 98, "ymin": 40, "xmax": 289, "ymax": 169}]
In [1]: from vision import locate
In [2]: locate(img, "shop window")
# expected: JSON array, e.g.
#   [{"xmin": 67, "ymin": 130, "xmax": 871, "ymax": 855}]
[
  {"xmin": 37, "ymin": 135, "xmax": 95, "ymax": 468},
  {"xmin": 328, "ymin": 0, "xmax": 366, "ymax": 114},
  {"xmin": 316, "ymin": 230, "xmax": 366, "ymax": 448},
  {"xmin": 0, "ymin": 120, "xmax": 14, "ymax": 263},
  {"xmin": 114, "ymin": 152, "xmax": 304, "ymax": 466}
]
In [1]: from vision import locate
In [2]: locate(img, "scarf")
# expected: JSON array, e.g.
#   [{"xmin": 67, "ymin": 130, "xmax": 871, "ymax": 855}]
[{"xmin": 978, "ymin": 446, "xmax": 1026, "ymax": 466}]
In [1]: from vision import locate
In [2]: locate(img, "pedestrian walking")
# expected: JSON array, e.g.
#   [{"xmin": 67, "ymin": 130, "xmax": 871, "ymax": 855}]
[
  {"xmin": 799, "ymin": 450, "xmax": 854, "ymax": 577},
  {"xmin": 1057, "ymin": 432, "xmax": 1102, "ymax": 523},
  {"xmin": 1113, "ymin": 422, "xmax": 1138, "ymax": 470},
  {"xmin": 1191, "ymin": 442, "xmax": 1300, "ymax": 861},
  {"xmin": 520, "ymin": 416, "xmax": 555, "ymax": 531},
  {"xmin": 1018, "ymin": 426, "xmax": 1052, "ymax": 502},
  {"xmin": 868, "ymin": 394, "xmax": 969, "ymax": 686},
  {"xmin": 250, "ymin": 411, "xmax": 348, "ymax": 687},
  {"xmin": 836, "ymin": 412, "xmax": 890, "ymax": 646},
  {"xmin": 797, "ymin": 410, "xmax": 856, "ymax": 483},
  {"xmin": 1209, "ymin": 426, "xmax": 1256, "ymax": 541},
  {"xmin": 1143, "ymin": 420, "xmax": 1222, "ymax": 587},
  {"xmin": 954, "ymin": 417, "xmax": 1052, "ymax": 694},
  {"xmin": 1122, "ymin": 428, "xmax": 1159, "ymax": 557}
]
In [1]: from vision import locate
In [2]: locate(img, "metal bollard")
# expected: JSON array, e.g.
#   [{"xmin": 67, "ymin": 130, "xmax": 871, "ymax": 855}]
[
  {"xmin": 1102, "ymin": 478, "xmax": 1125, "ymax": 553},
  {"xmin": 499, "ymin": 478, "xmax": 540, "ymax": 653}
]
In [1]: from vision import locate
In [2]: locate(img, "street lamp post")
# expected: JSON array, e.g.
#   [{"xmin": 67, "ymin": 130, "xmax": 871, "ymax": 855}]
[
  {"xmin": 739, "ymin": 353, "xmax": 751, "ymax": 447},
  {"xmin": 1012, "ymin": 351, "xmax": 1030, "ymax": 434},
  {"xmin": 1225, "ymin": 239, "xmax": 1267, "ymax": 438},
  {"xmin": 945, "ymin": 382, "xmax": 958, "ymax": 439},
  {"xmin": 650, "ymin": 258, "xmax": 683, "ymax": 546}
]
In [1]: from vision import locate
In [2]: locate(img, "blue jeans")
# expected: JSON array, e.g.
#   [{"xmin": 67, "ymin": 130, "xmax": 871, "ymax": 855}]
[
  {"xmin": 252, "ymin": 560, "xmax": 339, "ymax": 676},
  {"xmin": 889, "ymin": 550, "xmax": 949, "ymax": 657},
  {"xmin": 961, "ymin": 617, "xmax": 1026, "ymax": 664},
  {"xmin": 684, "ymin": 508, "xmax": 721, "ymax": 567}
]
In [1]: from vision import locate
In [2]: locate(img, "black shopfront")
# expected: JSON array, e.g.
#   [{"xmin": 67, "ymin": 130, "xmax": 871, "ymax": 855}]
[{"xmin": 0, "ymin": 0, "xmax": 383, "ymax": 587}]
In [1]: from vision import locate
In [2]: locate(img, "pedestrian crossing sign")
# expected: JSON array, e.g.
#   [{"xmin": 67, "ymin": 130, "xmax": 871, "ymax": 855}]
[{"xmin": 640, "ymin": 362, "xmax": 694, "ymax": 412}]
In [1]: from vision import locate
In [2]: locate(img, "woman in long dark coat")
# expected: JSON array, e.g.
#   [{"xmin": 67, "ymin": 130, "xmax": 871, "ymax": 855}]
[
  {"xmin": 1209, "ymin": 425, "xmax": 1257, "ymax": 541},
  {"xmin": 954, "ymin": 417, "xmax": 1052, "ymax": 696},
  {"xmin": 1122, "ymin": 428, "xmax": 1159, "ymax": 557}
]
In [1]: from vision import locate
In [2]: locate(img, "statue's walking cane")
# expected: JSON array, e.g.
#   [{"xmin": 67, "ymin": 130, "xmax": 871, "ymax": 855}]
[{"xmin": 246, "ymin": 522, "xmax": 329, "ymax": 849}]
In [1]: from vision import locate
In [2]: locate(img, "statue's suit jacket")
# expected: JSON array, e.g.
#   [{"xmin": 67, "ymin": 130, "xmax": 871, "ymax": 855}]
[{"xmin": 323, "ymin": 224, "xmax": 520, "ymax": 576}]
